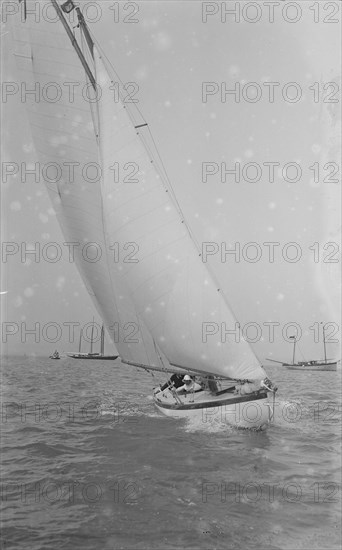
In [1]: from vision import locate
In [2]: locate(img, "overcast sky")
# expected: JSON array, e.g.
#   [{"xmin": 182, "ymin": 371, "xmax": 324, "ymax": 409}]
[{"xmin": 2, "ymin": 1, "xmax": 341, "ymax": 362}]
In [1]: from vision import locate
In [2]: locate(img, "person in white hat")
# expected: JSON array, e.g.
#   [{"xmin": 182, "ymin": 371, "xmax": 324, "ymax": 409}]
[{"xmin": 176, "ymin": 374, "xmax": 202, "ymax": 394}]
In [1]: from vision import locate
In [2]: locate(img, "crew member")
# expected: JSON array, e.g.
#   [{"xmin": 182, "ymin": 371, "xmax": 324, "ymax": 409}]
[{"xmin": 176, "ymin": 374, "xmax": 202, "ymax": 394}]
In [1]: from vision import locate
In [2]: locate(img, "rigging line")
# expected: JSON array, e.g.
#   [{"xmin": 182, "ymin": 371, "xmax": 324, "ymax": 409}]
[
  {"xmin": 83, "ymin": 61, "xmax": 158, "ymax": 367},
  {"xmin": 87, "ymin": 32, "xmax": 148, "ymax": 131},
  {"xmin": 49, "ymin": 0, "xmax": 96, "ymax": 89},
  {"xmin": 152, "ymin": 337, "xmax": 168, "ymax": 374},
  {"xmin": 297, "ymin": 341, "xmax": 307, "ymax": 362},
  {"xmin": 83, "ymin": 22, "xmax": 264, "ymax": 371},
  {"xmin": 91, "ymin": 54, "xmax": 152, "ymax": 367},
  {"xmin": 90, "ymin": 57, "xmax": 257, "ymax": 367},
  {"xmin": 64, "ymin": 24, "xmax": 127, "ymax": 356},
  {"xmin": 148, "ymin": 126, "xmax": 264, "ymax": 368},
  {"xmin": 80, "ymin": 30, "xmax": 99, "ymax": 143}
]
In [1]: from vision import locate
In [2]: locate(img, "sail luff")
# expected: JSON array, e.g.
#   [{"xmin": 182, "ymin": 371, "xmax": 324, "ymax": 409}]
[
  {"xmin": 92, "ymin": 40, "xmax": 255, "ymax": 360},
  {"xmin": 95, "ymin": 50, "xmax": 266, "ymax": 381}
]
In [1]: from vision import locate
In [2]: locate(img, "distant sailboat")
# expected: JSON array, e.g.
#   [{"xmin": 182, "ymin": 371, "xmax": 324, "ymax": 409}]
[
  {"xmin": 67, "ymin": 323, "xmax": 118, "ymax": 360},
  {"xmin": 49, "ymin": 350, "xmax": 60, "ymax": 360},
  {"xmin": 12, "ymin": 0, "xmax": 278, "ymax": 429},
  {"xmin": 267, "ymin": 328, "xmax": 338, "ymax": 371}
]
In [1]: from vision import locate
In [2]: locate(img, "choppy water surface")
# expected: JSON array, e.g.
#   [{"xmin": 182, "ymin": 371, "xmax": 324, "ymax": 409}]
[{"xmin": 1, "ymin": 356, "xmax": 341, "ymax": 550}]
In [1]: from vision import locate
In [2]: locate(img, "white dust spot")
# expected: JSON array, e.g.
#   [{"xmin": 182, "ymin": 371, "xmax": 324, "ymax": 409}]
[
  {"xmin": 56, "ymin": 276, "xmax": 66, "ymax": 291},
  {"xmin": 311, "ymin": 143, "xmax": 321, "ymax": 154},
  {"xmin": 268, "ymin": 202, "xmax": 276, "ymax": 209},
  {"xmin": 10, "ymin": 201, "xmax": 21, "ymax": 211},
  {"xmin": 39, "ymin": 213, "xmax": 49, "ymax": 223},
  {"xmin": 153, "ymin": 31, "xmax": 172, "ymax": 51},
  {"xmin": 309, "ymin": 178, "xmax": 319, "ymax": 188},
  {"xmin": 13, "ymin": 295, "xmax": 23, "ymax": 307},
  {"xmin": 244, "ymin": 149, "xmax": 254, "ymax": 158},
  {"xmin": 277, "ymin": 293, "xmax": 285, "ymax": 301},
  {"xmin": 135, "ymin": 66, "xmax": 147, "ymax": 80},
  {"xmin": 24, "ymin": 287, "xmax": 34, "ymax": 298},
  {"xmin": 23, "ymin": 143, "xmax": 34, "ymax": 153},
  {"xmin": 229, "ymin": 65, "xmax": 239, "ymax": 77},
  {"xmin": 216, "ymin": 198, "xmax": 224, "ymax": 205}
]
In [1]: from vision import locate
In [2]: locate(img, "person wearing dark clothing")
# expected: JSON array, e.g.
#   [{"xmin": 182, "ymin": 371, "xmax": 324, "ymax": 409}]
[{"xmin": 157, "ymin": 373, "xmax": 184, "ymax": 393}]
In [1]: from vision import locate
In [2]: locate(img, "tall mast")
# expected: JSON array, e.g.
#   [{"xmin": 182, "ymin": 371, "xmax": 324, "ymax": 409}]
[
  {"xmin": 322, "ymin": 323, "xmax": 327, "ymax": 363},
  {"xmin": 78, "ymin": 328, "xmax": 82, "ymax": 353},
  {"xmin": 100, "ymin": 325, "xmax": 104, "ymax": 356},
  {"xmin": 292, "ymin": 337, "xmax": 296, "ymax": 365},
  {"xmin": 90, "ymin": 317, "xmax": 95, "ymax": 355},
  {"xmin": 50, "ymin": 0, "xmax": 96, "ymax": 89}
]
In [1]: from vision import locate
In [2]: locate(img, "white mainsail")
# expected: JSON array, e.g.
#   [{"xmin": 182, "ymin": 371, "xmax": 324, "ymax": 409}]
[
  {"xmin": 12, "ymin": 0, "xmax": 267, "ymax": 380},
  {"xmin": 11, "ymin": 1, "xmax": 160, "ymax": 368}
]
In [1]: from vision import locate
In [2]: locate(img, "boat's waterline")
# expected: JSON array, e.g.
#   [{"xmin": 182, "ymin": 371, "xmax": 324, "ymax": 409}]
[
  {"xmin": 285, "ymin": 362, "xmax": 337, "ymax": 371},
  {"xmin": 153, "ymin": 389, "xmax": 273, "ymax": 429}
]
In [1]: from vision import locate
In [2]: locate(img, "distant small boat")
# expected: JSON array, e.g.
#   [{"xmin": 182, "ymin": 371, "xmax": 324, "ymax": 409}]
[
  {"xmin": 49, "ymin": 350, "xmax": 60, "ymax": 360},
  {"xmin": 67, "ymin": 323, "xmax": 118, "ymax": 360},
  {"xmin": 267, "ymin": 326, "xmax": 338, "ymax": 371}
]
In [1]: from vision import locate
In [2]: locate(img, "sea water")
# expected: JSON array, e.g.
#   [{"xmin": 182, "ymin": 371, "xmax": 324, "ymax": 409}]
[{"xmin": 1, "ymin": 356, "xmax": 341, "ymax": 550}]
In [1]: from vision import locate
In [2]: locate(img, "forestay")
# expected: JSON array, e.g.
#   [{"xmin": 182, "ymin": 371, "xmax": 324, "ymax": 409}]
[{"xmin": 95, "ymin": 50, "xmax": 266, "ymax": 381}]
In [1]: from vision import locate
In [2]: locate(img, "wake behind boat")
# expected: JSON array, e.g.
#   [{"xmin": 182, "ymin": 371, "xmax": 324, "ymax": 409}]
[{"xmin": 12, "ymin": 0, "xmax": 277, "ymax": 430}]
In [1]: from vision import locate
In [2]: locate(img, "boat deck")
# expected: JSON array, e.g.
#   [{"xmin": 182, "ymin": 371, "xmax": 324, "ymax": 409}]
[{"xmin": 154, "ymin": 387, "xmax": 268, "ymax": 410}]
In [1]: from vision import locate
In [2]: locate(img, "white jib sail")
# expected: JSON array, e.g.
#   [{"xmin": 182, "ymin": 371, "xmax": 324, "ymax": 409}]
[{"xmin": 94, "ymin": 50, "xmax": 266, "ymax": 381}]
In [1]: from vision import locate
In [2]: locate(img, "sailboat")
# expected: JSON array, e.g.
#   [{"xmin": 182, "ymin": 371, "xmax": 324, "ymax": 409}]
[
  {"xmin": 11, "ymin": 0, "xmax": 278, "ymax": 429},
  {"xmin": 49, "ymin": 350, "xmax": 60, "ymax": 360},
  {"xmin": 267, "ymin": 330, "xmax": 338, "ymax": 371},
  {"xmin": 67, "ymin": 324, "xmax": 118, "ymax": 360}
]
